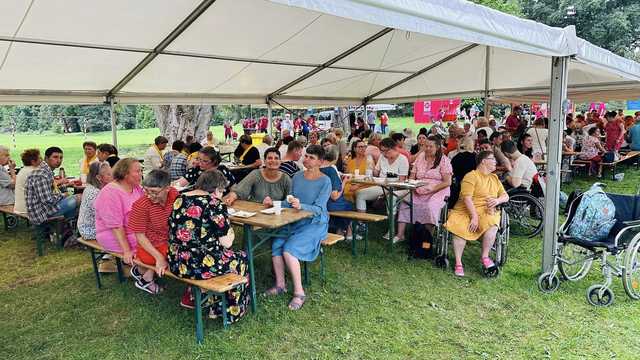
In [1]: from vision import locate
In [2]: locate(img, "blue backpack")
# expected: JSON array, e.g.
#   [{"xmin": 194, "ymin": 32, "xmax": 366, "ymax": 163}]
[{"xmin": 568, "ymin": 184, "xmax": 616, "ymax": 242}]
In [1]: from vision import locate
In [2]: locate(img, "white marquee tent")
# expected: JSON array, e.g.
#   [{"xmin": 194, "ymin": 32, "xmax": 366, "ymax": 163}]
[{"xmin": 2, "ymin": 0, "xmax": 640, "ymax": 275}]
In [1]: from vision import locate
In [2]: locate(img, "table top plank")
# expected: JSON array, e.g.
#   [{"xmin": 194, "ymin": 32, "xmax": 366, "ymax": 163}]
[{"xmin": 228, "ymin": 200, "xmax": 312, "ymax": 229}]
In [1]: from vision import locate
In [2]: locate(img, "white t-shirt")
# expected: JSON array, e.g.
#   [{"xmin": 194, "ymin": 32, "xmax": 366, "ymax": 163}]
[
  {"xmin": 527, "ymin": 127, "xmax": 548, "ymax": 156},
  {"xmin": 376, "ymin": 155, "xmax": 409, "ymax": 180},
  {"xmin": 510, "ymin": 155, "xmax": 537, "ymax": 190},
  {"xmin": 475, "ymin": 126, "xmax": 494, "ymax": 140},
  {"xmin": 14, "ymin": 165, "xmax": 36, "ymax": 214}
]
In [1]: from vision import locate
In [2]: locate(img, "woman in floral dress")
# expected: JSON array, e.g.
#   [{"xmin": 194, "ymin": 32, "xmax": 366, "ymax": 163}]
[{"xmin": 167, "ymin": 169, "xmax": 250, "ymax": 322}]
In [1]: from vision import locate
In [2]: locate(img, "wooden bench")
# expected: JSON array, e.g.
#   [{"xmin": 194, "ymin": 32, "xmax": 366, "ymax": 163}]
[
  {"xmin": 302, "ymin": 233, "xmax": 345, "ymax": 286},
  {"xmin": 77, "ymin": 238, "xmax": 247, "ymax": 344},
  {"xmin": 573, "ymin": 151, "xmax": 640, "ymax": 179},
  {"xmin": 0, "ymin": 204, "xmax": 65, "ymax": 256},
  {"xmin": 329, "ymin": 211, "xmax": 387, "ymax": 256}
]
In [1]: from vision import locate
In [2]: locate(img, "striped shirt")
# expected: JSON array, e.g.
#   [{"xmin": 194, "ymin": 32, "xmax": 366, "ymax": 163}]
[
  {"xmin": 279, "ymin": 160, "xmax": 301, "ymax": 178},
  {"xmin": 127, "ymin": 187, "xmax": 179, "ymax": 247}
]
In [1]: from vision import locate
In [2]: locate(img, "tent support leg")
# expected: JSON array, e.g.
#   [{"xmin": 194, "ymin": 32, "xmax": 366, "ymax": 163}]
[
  {"xmin": 267, "ymin": 101, "xmax": 273, "ymax": 137},
  {"xmin": 109, "ymin": 98, "xmax": 118, "ymax": 148},
  {"xmin": 542, "ymin": 56, "xmax": 569, "ymax": 274}
]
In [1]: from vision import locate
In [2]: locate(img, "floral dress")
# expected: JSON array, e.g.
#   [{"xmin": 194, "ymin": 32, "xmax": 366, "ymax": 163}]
[{"xmin": 167, "ymin": 193, "xmax": 249, "ymax": 323}]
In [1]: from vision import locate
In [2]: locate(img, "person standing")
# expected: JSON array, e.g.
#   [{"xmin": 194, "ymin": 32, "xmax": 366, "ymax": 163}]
[
  {"xmin": 367, "ymin": 110, "xmax": 377, "ymax": 130},
  {"xmin": 379, "ymin": 112, "xmax": 389, "ymax": 134},
  {"xmin": 143, "ymin": 136, "xmax": 169, "ymax": 176}
]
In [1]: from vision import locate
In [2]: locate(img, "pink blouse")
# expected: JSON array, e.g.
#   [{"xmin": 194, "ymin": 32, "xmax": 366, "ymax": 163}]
[
  {"xmin": 412, "ymin": 154, "xmax": 453, "ymax": 196},
  {"xmin": 94, "ymin": 182, "xmax": 144, "ymax": 252}
]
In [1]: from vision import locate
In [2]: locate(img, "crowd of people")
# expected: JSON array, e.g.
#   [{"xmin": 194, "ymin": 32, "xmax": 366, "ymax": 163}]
[{"xmin": 3, "ymin": 105, "xmax": 638, "ymax": 323}]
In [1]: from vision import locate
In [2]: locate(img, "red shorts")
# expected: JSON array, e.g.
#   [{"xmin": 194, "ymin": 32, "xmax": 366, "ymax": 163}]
[{"xmin": 136, "ymin": 243, "xmax": 168, "ymax": 266}]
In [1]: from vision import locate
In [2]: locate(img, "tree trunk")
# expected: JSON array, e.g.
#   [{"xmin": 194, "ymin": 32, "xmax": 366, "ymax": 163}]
[{"xmin": 153, "ymin": 105, "xmax": 212, "ymax": 144}]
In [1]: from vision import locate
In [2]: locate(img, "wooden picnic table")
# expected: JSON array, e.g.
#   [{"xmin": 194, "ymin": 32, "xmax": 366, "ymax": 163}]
[
  {"xmin": 350, "ymin": 177, "xmax": 426, "ymax": 249},
  {"xmin": 227, "ymin": 199, "xmax": 312, "ymax": 312}
]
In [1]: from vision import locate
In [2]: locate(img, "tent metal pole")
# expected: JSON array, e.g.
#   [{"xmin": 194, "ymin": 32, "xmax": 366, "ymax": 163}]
[
  {"xmin": 267, "ymin": 100, "xmax": 273, "ymax": 137},
  {"xmin": 483, "ymin": 46, "xmax": 491, "ymax": 115},
  {"xmin": 542, "ymin": 56, "xmax": 569, "ymax": 274},
  {"xmin": 363, "ymin": 101, "xmax": 368, "ymax": 131},
  {"xmin": 109, "ymin": 98, "xmax": 118, "ymax": 148}
]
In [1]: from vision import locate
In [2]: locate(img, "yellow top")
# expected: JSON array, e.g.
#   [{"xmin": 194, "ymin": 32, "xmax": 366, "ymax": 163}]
[
  {"xmin": 343, "ymin": 156, "xmax": 374, "ymax": 201},
  {"xmin": 445, "ymin": 170, "xmax": 506, "ymax": 241},
  {"xmin": 80, "ymin": 155, "xmax": 97, "ymax": 175}
]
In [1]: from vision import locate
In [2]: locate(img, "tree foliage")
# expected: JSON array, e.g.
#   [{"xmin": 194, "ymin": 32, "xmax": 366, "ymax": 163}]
[
  {"xmin": 519, "ymin": 0, "xmax": 640, "ymax": 57},
  {"xmin": 470, "ymin": 0, "xmax": 522, "ymax": 16}
]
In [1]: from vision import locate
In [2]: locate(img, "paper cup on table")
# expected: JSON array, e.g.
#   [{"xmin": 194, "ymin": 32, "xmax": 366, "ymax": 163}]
[
  {"xmin": 365, "ymin": 169, "xmax": 373, "ymax": 178},
  {"xmin": 80, "ymin": 174, "xmax": 87, "ymax": 184},
  {"xmin": 354, "ymin": 169, "xmax": 360, "ymax": 176},
  {"xmin": 273, "ymin": 200, "xmax": 282, "ymax": 215}
]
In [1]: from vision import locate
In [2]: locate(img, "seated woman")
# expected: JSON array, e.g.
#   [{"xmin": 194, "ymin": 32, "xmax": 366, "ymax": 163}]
[
  {"xmin": 175, "ymin": 147, "xmax": 235, "ymax": 190},
  {"xmin": 517, "ymin": 133, "xmax": 534, "ymax": 159},
  {"xmin": 77, "ymin": 161, "xmax": 113, "ymax": 240},
  {"xmin": 128, "ymin": 170, "xmax": 179, "ymax": 295},
  {"xmin": 397, "ymin": 136, "xmax": 452, "ymax": 241},
  {"xmin": 224, "ymin": 147, "xmax": 291, "ymax": 205},
  {"xmin": 444, "ymin": 151, "xmax": 509, "ymax": 277},
  {"xmin": 234, "ymin": 135, "xmax": 262, "ymax": 180},
  {"xmin": 265, "ymin": 145, "xmax": 331, "ymax": 310},
  {"xmin": 579, "ymin": 127, "xmax": 607, "ymax": 177},
  {"xmin": 342, "ymin": 140, "xmax": 374, "ymax": 203},
  {"xmin": 94, "ymin": 158, "xmax": 144, "ymax": 268},
  {"xmin": 168, "ymin": 169, "xmax": 250, "ymax": 321},
  {"xmin": 320, "ymin": 149, "xmax": 354, "ymax": 238},
  {"xmin": 409, "ymin": 133, "xmax": 428, "ymax": 163}
]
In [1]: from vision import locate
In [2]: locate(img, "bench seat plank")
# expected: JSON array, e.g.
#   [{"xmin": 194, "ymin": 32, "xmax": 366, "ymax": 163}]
[{"xmin": 329, "ymin": 211, "xmax": 387, "ymax": 222}]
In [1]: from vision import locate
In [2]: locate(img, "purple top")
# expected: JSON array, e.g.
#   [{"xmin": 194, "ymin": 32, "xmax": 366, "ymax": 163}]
[{"xmin": 94, "ymin": 182, "xmax": 144, "ymax": 252}]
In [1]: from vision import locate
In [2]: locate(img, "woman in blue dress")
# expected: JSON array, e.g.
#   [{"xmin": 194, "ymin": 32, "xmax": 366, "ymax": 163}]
[
  {"xmin": 265, "ymin": 145, "xmax": 331, "ymax": 310},
  {"xmin": 319, "ymin": 147, "xmax": 353, "ymax": 236}
]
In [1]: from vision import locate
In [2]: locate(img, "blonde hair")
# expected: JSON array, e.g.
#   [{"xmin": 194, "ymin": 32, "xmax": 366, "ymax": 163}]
[
  {"xmin": 459, "ymin": 137, "xmax": 475, "ymax": 152},
  {"xmin": 112, "ymin": 158, "xmax": 139, "ymax": 181}
]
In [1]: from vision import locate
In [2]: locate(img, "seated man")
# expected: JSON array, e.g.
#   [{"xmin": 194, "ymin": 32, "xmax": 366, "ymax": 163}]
[
  {"xmin": 25, "ymin": 147, "xmax": 80, "ymax": 226},
  {"xmin": 97, "ymin": 143, "xmax": 119, "ymax": 167},
  {"xmin": 0, "ymin": 145, "xmax": 16, "ymax": 205},
  {"xmin": 628, "ymin": 116, "xmax": 640, "ymax": 151},
  {"xmin": 79, "ymin": 141, "xmax": 98, "ymax": 181},
  {"xmin": 500, "ymin": 140, "xmax": 537, "ymax": 191},
  {"xmin": 279, "ymin": 140, "xmax": 304, "ymax": 177},
  {"xmin": 168, "ymin": 140, "xmax": 188, "ymax": 181},
  {"xmin": 143, "ymin": 136, "xmax": 169, "ymax": 175}
]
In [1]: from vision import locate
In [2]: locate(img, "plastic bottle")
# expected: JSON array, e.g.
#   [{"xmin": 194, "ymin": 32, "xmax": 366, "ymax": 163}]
[{"xmin": 59, "ymin": 167, "xmax": 66, "ymax": 179}]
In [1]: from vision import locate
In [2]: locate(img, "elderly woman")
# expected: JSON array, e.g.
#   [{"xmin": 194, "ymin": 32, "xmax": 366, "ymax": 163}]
[
  {"xmin": 128, "ymin": 170, "xmax": 179, "ymax": 295},
  {"xmin": 77, "ymin": 161, "xmax": 113, "ymax": 240},
  {"xmin": 444, "ymin": 151, "xmax": 509, "ymax": 277},
  {"xmin": 168, "ymin": 169, "xmax": 250, "ymax": 322},
  {"xmin": 264, "ymin": 145, "xmax": 331, "ymax": 310},
  {"xmin": 94, "ymin": 158, "xmax": 144, "ymax": 267},
  {"xmin": 224, "ymin": 147, "xmax": 291, "ymax": 206},
  {"xmin": 397, "ymin": 136, "xmax": 452, "ymax": 241},
  {"xmin": 0, "ymin": 145, "xmax": 16, "ymax": 205}
]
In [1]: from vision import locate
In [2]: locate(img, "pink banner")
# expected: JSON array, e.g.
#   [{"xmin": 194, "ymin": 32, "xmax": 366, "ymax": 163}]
[{"xmin": 414, "ymin": 98, "xmax": 461, "ymax": 123}]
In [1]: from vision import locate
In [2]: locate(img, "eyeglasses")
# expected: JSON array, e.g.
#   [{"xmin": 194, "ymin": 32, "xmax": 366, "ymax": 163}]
[
  {"xmin": 198, "ymin": 158, "xmax": 212, "ymax": 164},
  {"xmin": 356, "ymin": 145, "xmax": 367, "ymax": 148},
  {"xmin": 143, "ymin": 187, "xmax": 168, "ymax": 197}
]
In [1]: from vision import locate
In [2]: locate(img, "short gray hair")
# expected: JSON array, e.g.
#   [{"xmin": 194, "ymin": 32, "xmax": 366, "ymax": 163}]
[
  {"xmin": 0, "ymin": 145, "xmax": 9, "ymax": 154},
  {"xmin": 142, "ymin": 169, "xmax": 171, "ymax": 188},
  {"xmin": 87, "ymin": 161, "xmax": 111, "ymax": 189},
  {"xmin": 195, "ymin": 169, "xmax": 228, "ymax": 193},
  {"xmin": 262, "ymin": 134, "xmax": 273, "ymax": 145}
]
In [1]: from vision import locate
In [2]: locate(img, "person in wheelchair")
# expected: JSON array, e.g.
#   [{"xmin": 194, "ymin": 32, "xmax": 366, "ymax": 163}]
[
  {"xmin": 444, "ymin": 151, "xmax": 509, "ymax": 277},
  {"xmin": 500, "ymin": 140, "xmax": 537, "ymax": 193}
]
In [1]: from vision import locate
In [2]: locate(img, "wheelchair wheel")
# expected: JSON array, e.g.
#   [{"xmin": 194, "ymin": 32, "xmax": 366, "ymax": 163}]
[
  {"xmin": 5, "ymin": 215, "xmax": 18, "ymax": 230},
  {"xmin": 434, "ymin": 255, "xmax": 449, "ymax": 269},
  {"xmin": 622, "ymin": 235, "xmax": 640, "ymax": 300},
  {"xmin": 482, "ymin": 265, "xmax": 500, "ymax": 278},
  {"xmin": 557, "ymin": 242, "xmax": 593, "ymax": 281},
  {"xmin": 586, "ymin": 285, "xmax": 614, "ymax": 307},
  {"xmin": 503, "ymin": 192, "xmax": 544, "ymax": 238},
  {"xmin": 537, "ymin": 272, "xmax": 560, "ymax": 293}
]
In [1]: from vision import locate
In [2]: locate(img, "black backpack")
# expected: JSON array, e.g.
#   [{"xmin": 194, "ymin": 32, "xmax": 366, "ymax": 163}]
[{"xmin": 408, "ymin": 223, "xmax": 434, "ymax": 259}]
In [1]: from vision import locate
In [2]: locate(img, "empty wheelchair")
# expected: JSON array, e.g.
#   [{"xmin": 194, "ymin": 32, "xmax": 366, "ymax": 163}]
[
  {"xmin": 433, "ymin": 196, "xmax": 510, "ymax": 277},
  {"xmin": 538, "ymin": 185, "xmax": 640, "ymax": 306}
]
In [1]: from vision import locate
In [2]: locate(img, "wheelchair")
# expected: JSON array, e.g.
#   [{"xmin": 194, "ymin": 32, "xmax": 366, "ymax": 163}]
[
  {"xmin": 537, "ymin": 187, "xmax": 640, "ymax": 306},
  {"xmin": 432, "ymin": 196, "xmax": 510, "ymax": 277},
  {"xmin": 502, "ymin": 174, "xmax": 545, "ymax": 238}
]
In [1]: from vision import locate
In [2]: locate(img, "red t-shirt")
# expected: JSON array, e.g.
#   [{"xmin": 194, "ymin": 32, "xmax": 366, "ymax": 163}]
[
  {"xmin": 259, "ymin": 117, "xmax": 268, "ymax": 129},
  {"xmin": 128, "ymin": 187, "xmax": 179, "ymax": 247},
  {"xmin": 605, "ymin": 119, "xmax": 623, "ymax": 151},
  {"xmin": 380, "ymin": 114, "xmax": 389, "ymax": 125},
  {"xmin": 506, "ymin": 114, "xmax": 519, "ymax": 131}
]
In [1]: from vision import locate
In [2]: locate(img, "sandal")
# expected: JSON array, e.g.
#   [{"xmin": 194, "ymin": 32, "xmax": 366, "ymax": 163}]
[
  {"xmin": 481, "ymin": 257, "xmax": 496, "ymax": 269},
  {"xmin": 454, "ymin": 264, "xmax": 465, "ymax": 277},
  {"xmin": 135, "ymin": 277, "xmax": 164, "ymax": 295},
  {"xmin": 129, "ymin": 265, "xmax": 143, "ymax": 282},
  {"xmin": 288, "ymin": 294, "xmax": 306, "ymax": 311},
  {"xmin": 263, "ymin": 286, "xmax": 287, "ymax": 297}
]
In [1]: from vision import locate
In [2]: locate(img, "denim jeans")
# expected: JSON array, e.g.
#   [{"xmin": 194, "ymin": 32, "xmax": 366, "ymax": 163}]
[{"xmin": 52, "ymin": 195, "xmax": 77, "ymax": 218}]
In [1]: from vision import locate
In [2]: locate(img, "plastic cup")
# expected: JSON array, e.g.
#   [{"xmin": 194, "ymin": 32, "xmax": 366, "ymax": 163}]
[
  {"xmin": 273, "ymin": 201, "xmax": 282, "ymax": 215},
  {"xmin": 80, "ymin": 174, "xmax": 87, "ymax": 184},
  {"xmin": 354, "ymin": 169, "xmax": 360, "ymax": 176},
  {"xmin": 365, "ymin": 169, "xmax": 373, "ymax": 178}
]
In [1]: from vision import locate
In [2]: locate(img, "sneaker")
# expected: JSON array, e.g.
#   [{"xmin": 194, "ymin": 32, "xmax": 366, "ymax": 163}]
[
  {"xmin": 129, "ymin": 265, "xmax": 143, "ymax": 282},
  {"xmin": 180, "ymin": 288, "xmax": 195, "ymax": 309},
  {"xmin": 454, "ymin": 264, "xmax": 465, "ymax": 277},
  {"xmin": 382, "ymin": 232, "xmax": 390, "ymax": 240},
  {"xmin": 392, "ymin": 236, "xmax": 404, "ymax": 244}
]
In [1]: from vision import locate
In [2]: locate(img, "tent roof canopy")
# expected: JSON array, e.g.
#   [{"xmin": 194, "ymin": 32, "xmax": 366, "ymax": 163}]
[{"xmin": 0, "ymin": 0, "xmax": 639, "ymax": 105}]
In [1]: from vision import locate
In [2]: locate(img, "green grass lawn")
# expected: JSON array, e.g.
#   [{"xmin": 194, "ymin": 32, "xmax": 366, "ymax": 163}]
[{"xmin": 2, "ymin": 157, "xmax": 640, "ymax": 358}]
